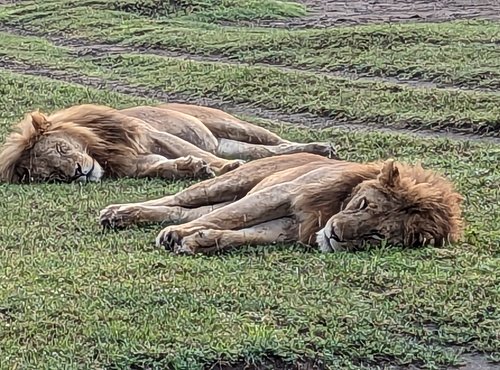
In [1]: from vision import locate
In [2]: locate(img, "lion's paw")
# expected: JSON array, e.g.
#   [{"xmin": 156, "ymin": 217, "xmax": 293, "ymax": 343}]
[
  {"xmin": 176, "ymin": 156, "xmax": 215, "ymax": 179},
  {"xmin": 227, "ymin": 159, "xmax": 246, "ymax": 171},
  {"xmin": 217, "ymin": 159, "xmax": 245, "ymax": 175},
  {"xmin": 155, "ymin": 225, "xmax": 203, "ymax": 254},
  {"xmin": 305, "ymin": 142, "xmax": 339, "ymax": 159},
  {"xmin": 156, "ymin": 226, "xmax": 181, "ymax": 251},
  {"xmin": 99, "ymin": 205, "xmax": 139, "ymax": 229}
]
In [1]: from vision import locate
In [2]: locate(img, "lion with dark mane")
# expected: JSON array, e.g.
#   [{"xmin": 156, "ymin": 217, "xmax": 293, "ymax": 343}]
[
  {"xmin": 0, "ymin": 103, "xmax": 335, "ymax": 183},
  {"xmin": 100, "ymin": 153, "xmax": 464, "ymax": 254}
]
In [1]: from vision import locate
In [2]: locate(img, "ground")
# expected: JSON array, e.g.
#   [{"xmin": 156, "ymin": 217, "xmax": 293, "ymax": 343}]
[{"xmin": 0, "ymin": 0, "xmax": 499, "ymax": 369}]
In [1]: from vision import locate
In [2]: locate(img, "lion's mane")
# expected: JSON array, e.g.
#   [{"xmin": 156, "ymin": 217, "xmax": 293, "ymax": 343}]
[{"xmin": 292, "ymin": 161, "xmax": 464, "ymax": 247}]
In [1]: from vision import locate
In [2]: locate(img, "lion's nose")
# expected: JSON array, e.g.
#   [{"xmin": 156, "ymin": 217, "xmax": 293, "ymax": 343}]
[
  {"xmin": 75, "ymin": 163, "xmax": 83, "ymax": 176},
  {"xmin": 329, "ymin": 224, "xmax": 342, "ymax": 242}
]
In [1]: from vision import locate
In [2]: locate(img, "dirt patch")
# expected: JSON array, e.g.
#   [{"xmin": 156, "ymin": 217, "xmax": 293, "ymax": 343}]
[
  {"xmin": 247, "ymin": 0, "xmax": 500, "ymax": 28},
  {"xmin": 205, "ymin": 357, "xmax": 324, "ymax": 370},
  {"xmin": 205, "ymin": 354, "xmax": 500, "ymax": 370},
  {"xmin": 1, "ymin": 57, "xmax": 499, "ymax": 144},
  {"xmin": 458, "ymin": 354, "xmax": 500, "ymax": 370},
  {"xmin": 113, "ymin": 355, "xmax": 325, "ymax": 370}
]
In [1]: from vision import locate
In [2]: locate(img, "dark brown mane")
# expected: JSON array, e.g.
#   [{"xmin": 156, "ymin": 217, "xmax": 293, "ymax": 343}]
[{"xmin": 383, "ymin": 162, "xmax": 464, "ymax": 247}]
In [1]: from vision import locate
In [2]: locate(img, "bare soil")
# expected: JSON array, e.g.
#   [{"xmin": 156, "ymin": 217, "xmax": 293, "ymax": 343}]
[{"xmin": 253, "ymin": 0, "xmax": 500, "ymax": 28}]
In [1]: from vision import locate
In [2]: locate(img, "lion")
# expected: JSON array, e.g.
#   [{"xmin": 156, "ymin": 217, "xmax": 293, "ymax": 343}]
[
  {"xmin": 0, "ymin": 103, "xmax": 336, "ymax": 183},
  {"xmin": 99, "ymin": 153, "xmax": 464, "ymax": 254}
]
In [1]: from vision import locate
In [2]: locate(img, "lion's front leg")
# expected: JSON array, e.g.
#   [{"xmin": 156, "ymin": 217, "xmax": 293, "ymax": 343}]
[
  {"xmin": 99, "ymin": 203, "xmax": 231, "ymax": 229},
  {"xmin": 136, "ymin": 154, "xmax": 215, "ymax": 180},
  {"xmin": 170, "ymin": 218, "xmax": 298, "ymax": 255},
  {"xmin": 156, "ymin": 182, "xmax": 295, "ymax": 249},
  {"xmin": 147, "ymin": 129, "xmax": 244, "ymax": 175}
]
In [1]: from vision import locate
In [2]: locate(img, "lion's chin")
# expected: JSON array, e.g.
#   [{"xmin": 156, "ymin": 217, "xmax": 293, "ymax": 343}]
[
  {"xmin": 87, "ymin": 164, "xmax": 104, "ymax": 182},
  {"xmin": 75, "ymin": 161, "xmax": 104, "ymax": 183},
  {"xmin": 315, "ymin": 229, "xmax": 346, "ymax": 253}
]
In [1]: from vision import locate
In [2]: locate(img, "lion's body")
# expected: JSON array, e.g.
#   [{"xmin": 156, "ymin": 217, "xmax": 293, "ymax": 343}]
[
  {"xmin": 100, "ymin": 153, "xmax": 464, "ymax": 254},
  {"xmin": 0, "ymin": 104, "xmax": 335, "ymax": 183}
]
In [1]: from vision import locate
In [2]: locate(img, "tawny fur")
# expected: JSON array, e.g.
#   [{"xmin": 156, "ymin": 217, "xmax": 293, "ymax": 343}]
[
  {"xmin": 99, "ymin": 153, "xmax": 464, "ymax": 254},
  {"xmin": 0, "ymin": 104, "xmax": 336, "ymax": 183}
]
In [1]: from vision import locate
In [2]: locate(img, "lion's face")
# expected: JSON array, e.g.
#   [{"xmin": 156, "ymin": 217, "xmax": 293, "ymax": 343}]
[
  {"xmin": 316, "ymin": 183, "xmax": 404, "ymax": 252},
  {"xmin": 18, "ymin": 133, "xmax": 104, "ymax": 183}
]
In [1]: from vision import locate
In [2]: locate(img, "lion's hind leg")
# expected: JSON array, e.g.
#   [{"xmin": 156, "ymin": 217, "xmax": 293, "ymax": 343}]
[
  {"xmin": 157, "ymin": 103, "xmax": 286, "ymax": 145},
  {"xmin": 216, "ymin": 139, "xmax": 338, "ymax": 160},
  {"xmin": 165, "ymin": 218, "xmax": 298, "ymax": 255}
]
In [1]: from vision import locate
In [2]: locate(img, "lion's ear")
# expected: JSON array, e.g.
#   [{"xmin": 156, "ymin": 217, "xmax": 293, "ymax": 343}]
[
  {"xmin": 379, "ymin": 159, "xmax": 400, "ymax": 187},
  {"xmin": 30, "ymin": 111, "xmax": 50, "ymax": 133}
]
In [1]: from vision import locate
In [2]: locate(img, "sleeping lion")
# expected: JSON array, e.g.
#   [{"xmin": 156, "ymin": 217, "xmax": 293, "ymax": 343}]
[
  {"xmin": 99, "ymin": 153, "xmax": 464, "ymax": 254},
  {"xmin": 0, "ymin": 103, "xmax": 335, "ymax": 183}
]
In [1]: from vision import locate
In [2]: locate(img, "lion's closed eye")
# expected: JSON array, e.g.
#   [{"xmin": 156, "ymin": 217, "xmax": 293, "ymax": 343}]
[
  {"xmin": 55, "ymin": 144, "xmax": 66, "ymax": 155},
  {"xmin": 358, "ymin": 197, "xmax": 368, "ymax": 210},
  {"xmin": 369, "ymin": 232, "xmax": 385, "ymax": 241}
]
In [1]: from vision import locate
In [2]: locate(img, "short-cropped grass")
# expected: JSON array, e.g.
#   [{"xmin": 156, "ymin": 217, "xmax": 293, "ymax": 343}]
[
  {"xmin": 1, "ymin": 31, "xmax": 500, "ymax": 136},
  {"xmin": 0, "ymin": 71, "xmax": 498, "ymax": 369},
  {"xmin": 1, "ymin": 1, "xmax": 499, "ymax": 88}
]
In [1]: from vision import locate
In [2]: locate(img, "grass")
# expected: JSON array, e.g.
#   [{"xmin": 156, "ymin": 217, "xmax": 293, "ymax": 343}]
[
  {"xmin": 1, "ymin": 31, "xmax": 500, "ymax": 135},
  {"xmin": 0, "ymin": 70, "xmax": 499, "ymax": 369},
  {"xmin": 0, "ymin": 0, "xmax": 307, "ymax": 23},
  {"xmin": 1, "ymin": 1, "xmax": 500, "ymax": 88},
  {"xmin": 0, "ymin": 0, "xmax": 499, "ymax": 368}
]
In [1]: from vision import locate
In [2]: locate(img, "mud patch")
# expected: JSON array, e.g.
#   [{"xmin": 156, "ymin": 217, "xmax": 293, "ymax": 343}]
[
  {"xmin": 245, "ymin": 0, "xmax": 500, "ymax": 28},
  {"xmin": 458, "ymin": 354, "xmax": 500, "ymax": 370},
  {"xmin": 1, "ymin": 58, "xmax": 499, "ymax": 144},
  {"xmin": 108, "ymin": 355, "xmax": 324, "ymax": 370},
  {"xmin": 205, "ymin": 357, "xmax": 324, "ymax": 370}
]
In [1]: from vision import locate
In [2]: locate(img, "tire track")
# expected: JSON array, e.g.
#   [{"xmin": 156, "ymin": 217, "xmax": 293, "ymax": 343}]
[
  {"xmin": 1, "ymin": 58, "xmax": 499, "ymax": 144},
  {"xmin": 0, "ymin": 25, "xmax": 497, "ymax": 94}
]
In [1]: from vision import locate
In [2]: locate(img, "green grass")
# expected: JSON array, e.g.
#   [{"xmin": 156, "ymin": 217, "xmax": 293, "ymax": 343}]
[
  {"xmin": 0, "ymin": 0, "xmax": 307, "ymax": 23},
  {"xmin": 1, "ymin": 1, "xmax": 500, "ymax": 88},
  {"xmin": 1, "ymin": 31, "xmax": 500, "ymax": 136},
  {"xmin": 0, "ymin": 70, "xmax": 499, "ymax": 369}
]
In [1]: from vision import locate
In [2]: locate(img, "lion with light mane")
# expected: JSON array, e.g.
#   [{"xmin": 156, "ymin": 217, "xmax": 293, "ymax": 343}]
[
  {"xmin": 0, "ymin": 103, "xmax": 335, "ymax": 183},
  {"xmin": 100, "ymin": 153, "xmax": 464, "ymax": 254}
]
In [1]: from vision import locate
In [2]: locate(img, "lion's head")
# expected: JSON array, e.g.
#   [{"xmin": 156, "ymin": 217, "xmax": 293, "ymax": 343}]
[
  {"xmin": 314, "ymin": 160, "xmax": 464, "ymax": 252},
  {"xmin": 0, "ymin": 105, "xmax": 145, "ymax": 184},
  {"xmin": 0, "ymin": 111, "xmax": 104, "ymax": 183}
]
